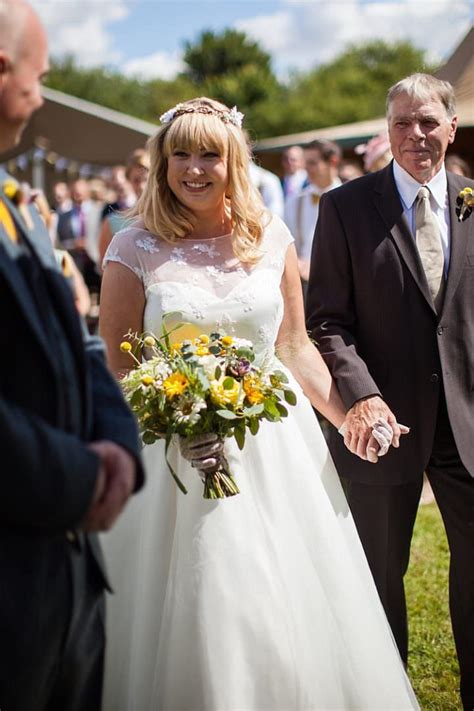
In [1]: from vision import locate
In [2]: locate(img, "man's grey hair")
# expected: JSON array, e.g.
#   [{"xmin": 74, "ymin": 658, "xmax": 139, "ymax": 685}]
[
  {"xmin": 0, "ymin": 0, "xmax": 29, "ymax": 59},
  {"xmin": 386, "ymin": 73, "xmax": 456, "ymax": 120}
]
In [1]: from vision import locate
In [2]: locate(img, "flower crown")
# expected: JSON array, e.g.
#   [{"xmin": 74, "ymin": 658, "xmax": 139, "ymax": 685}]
[{"xmin": 159, "ymin": 103, "xmax": 244, "ymax": 129}]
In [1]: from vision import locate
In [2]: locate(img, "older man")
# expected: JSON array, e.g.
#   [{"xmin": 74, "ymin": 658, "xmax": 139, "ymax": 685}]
[
  {"xmin": 306, "ymin": 74, "xmax": 474, "ymax": 710},
  {"xmin": 0, "ymin": 2, "xmax": 143, "ymax": 710}
]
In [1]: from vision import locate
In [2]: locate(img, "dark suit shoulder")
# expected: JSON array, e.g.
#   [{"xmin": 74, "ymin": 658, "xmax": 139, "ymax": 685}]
[
  {"xmin": 447, "ymin": 171, "xmax": 474, "ymax": 191},
  {"xmin": 324, "ymin": 167, "xmax": 389, "ymax": 206}
]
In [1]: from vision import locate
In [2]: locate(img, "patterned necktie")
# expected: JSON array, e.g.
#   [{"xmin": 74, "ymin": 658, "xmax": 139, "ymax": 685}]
[
  {"xmin": 415, "ymin": 186, "xmax": 444, "ymax": 310},
  {"xmin": 311, "ymin": 193, "xmax": 320, "ymax": 206}
]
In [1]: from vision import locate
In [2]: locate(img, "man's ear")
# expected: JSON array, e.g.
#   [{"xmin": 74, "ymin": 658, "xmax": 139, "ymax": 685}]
[{"xmin": 0, "ymin": 51, "xmax": 11, "ymax": 81}]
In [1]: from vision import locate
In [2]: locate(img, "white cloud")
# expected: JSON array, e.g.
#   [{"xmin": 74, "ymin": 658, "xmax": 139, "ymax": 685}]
[
  {"xmin": 123, "ymin": 50, "xmax": 185, "ymax": 81},
  {"xmin": 236, "ymin": 0, "xmax": 473, "ymax": 77},
  {"xmin": 31, "ymin": 0, "xmax": 130, "ymax": 66}
]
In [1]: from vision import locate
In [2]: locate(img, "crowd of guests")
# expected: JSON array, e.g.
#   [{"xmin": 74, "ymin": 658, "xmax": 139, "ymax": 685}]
[
  {"xmin": 12, "ymin": 137, "xmax": 473, "ymax": 332},
  {"xmin": 17, "ymin": 149, "xmax": 150, "ymax": 324}
]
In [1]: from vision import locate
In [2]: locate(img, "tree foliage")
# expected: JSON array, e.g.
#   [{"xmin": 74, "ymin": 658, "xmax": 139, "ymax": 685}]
[{"xmin": 45, "ymin": 36, "xmax": 436, "ymax": 140}]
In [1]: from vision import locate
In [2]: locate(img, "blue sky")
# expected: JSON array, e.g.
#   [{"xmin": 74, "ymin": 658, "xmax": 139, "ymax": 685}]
[{"xmin": 32, "ymin": 0, "xmax": 474, "ymax": 80}]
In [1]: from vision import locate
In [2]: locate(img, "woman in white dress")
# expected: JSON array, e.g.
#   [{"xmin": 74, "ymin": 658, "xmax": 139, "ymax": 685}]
[{"xmin": 99, "ymin": 97, "xmax": 417, "ymax": 710}]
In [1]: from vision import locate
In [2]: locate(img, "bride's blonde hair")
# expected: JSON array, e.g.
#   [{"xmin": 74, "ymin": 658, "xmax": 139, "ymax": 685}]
[{"xmin": 132, "ymin": 97, "xmax": 267, "ymax": 264}]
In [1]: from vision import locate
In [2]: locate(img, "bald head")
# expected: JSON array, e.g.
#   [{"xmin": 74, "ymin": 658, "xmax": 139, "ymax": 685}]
[
  {"xmin": 0, "ymin": 0, "xmax": 31, "ymax": 58},
  {"xmin": 0, "ymin": 0, "xmax": 48, "ymax": 153}
]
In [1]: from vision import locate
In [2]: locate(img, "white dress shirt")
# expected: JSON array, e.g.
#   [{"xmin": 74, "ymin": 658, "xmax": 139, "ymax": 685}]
[
  {"xmin": 392, "ymin": 160, "xmax": 451, "ymax": 275},
  {"xmin": 284, "ymin": 178, "xmax": 342, "ymax": 261},
  {"xmin": 248, "ymin": 162, "xmax": 285, "ymax": 218}
]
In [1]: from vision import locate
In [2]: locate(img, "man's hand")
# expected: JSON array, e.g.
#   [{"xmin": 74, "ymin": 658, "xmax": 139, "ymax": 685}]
[
  {"xmin": 342, "ymin": 396, "xmax": 409, "ymax": 463},
  {"xmin": 81, "ymin": 441, "xmax": 136, "ymax": 532}
]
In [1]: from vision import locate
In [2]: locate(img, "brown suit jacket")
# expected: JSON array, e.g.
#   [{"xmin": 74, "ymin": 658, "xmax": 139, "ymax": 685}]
[{"xmin": 306, "ymin": 162, "xmax": 474, "ymax": 484}]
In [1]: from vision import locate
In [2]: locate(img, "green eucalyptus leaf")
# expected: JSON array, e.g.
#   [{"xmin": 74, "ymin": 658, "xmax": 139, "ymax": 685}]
[
  {"xmin": 284, "ymin": 389, "xmax": 297, "ymax": 406},
  {"xmin": 217, "ymin": 409, "xmax": 238, "ymax": 420}
]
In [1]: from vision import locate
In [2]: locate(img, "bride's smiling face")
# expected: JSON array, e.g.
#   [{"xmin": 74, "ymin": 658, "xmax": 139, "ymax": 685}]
[{"xmin": 167, "ymin": 147, "xmax": 229, "ymax": 216}]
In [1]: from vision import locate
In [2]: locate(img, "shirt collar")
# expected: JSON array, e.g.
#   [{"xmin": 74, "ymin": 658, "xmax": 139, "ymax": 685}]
[
  {"xmin": 309, "ymin": 177, "xmax": 342, "ymax": 196},
  {"xmin": 393, "ymin": 160, "xmax": 447, "ymax": 211}
]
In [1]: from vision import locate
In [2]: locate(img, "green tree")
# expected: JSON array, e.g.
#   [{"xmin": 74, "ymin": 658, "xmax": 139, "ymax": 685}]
[
  {"xmin": 283, "ymin": 40, "xmax": 436, "ymax": 133},
  {"xmin": 183, "ymin": 29, "xmax": 273, "ymax": 84}
]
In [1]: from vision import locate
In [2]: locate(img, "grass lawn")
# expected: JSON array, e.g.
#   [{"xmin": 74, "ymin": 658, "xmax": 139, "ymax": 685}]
[{"xmin": 406, "ymin": 502, "xmax": 461, "ymax": 710}]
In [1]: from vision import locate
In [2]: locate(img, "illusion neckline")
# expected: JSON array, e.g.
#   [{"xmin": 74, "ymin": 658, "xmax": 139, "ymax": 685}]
[{"xmin": 180, "ymin": 232, "xmax": 232, "ymax": 243}]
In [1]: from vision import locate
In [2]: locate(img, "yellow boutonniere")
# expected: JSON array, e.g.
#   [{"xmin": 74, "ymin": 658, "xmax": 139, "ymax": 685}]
[
  {"xmin": 456, "ymin": 187, "xmax": 474, "ymax": 223},
  {"xmin": 2, "ymin": 178, "xmax": 23, "ymax": 206}
]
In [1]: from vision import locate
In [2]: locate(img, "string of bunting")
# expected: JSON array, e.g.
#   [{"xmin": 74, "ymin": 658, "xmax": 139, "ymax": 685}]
[{"xmin": 0, "ymin": 146, "xmax": 108, "ymax": 179}]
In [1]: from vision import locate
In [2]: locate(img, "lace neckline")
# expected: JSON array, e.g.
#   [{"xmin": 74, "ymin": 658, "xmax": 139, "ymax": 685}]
[{"xmin": 180, "ymin": 232, "xmax": 232, "ymax": 243}]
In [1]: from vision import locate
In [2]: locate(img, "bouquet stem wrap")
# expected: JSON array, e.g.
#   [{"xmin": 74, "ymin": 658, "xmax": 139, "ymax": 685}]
[{"xmin": 200, "ymin": 454, "xmax": 240, "ymax": 499}]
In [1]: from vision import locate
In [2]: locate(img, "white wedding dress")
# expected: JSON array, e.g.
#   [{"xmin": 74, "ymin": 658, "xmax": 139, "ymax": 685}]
[{"xmin": 101, "ymin": 215, "xmax": 419, "ymax": 711}]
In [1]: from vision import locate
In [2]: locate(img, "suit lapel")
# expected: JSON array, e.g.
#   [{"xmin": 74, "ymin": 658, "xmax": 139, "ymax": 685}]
[
  {"xmin": 441, "ymin": 173, "xmax": 472, "ymax": 314},
  {"xmin": 0, "ymin": 171, "xmax": 60, "ymax": 367},
  {"xmin": 373, "ymin": 164, "xmax": 436, "ymax": 314}
]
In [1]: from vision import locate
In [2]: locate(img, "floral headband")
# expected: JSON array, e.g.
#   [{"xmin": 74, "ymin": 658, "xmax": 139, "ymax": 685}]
[{"xmin": 159, "ymin": 103, "xmax": 244, "ymax": 128}]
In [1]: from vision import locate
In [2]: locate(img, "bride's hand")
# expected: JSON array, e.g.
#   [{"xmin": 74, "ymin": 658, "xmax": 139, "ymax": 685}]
[{"xmin": 179, "ymin": 433, "xmax": 224, "ymax": 472}]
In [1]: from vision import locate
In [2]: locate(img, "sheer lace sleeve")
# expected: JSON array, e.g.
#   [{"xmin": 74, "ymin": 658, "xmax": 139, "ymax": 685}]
[
  {"xmin": 258, "ymin": 214, "xmax": 295, "ymax": 275},
  {"xmin": 103, "ymin": 223, "xmax": 162, "ymax": 284}
]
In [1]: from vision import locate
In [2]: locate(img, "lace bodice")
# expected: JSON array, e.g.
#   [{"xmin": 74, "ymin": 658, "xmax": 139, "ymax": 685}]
[{"xmin": 103, "ymin": 215, "xmax": 294, "ymax": 356}]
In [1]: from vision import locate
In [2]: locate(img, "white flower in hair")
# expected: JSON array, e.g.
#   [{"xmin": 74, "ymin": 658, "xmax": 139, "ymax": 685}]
[
  {"xmin": 227, "ymin": 106, "xmax": 244, "ymax": 128},
  {"xmin": 159, "ymin": 104, "xmax": 184, "ymax": 124}
]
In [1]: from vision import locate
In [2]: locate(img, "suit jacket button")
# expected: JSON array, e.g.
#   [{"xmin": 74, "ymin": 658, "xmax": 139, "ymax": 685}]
[{"xmin": 430, "ymin": 373, "xmax": 440, "ymax": 383}]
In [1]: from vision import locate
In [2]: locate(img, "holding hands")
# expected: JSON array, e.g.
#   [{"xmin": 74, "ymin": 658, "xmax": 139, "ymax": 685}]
[{"xmin": 340, "ymin": 395, "xmax": 410, "ymax": 463}]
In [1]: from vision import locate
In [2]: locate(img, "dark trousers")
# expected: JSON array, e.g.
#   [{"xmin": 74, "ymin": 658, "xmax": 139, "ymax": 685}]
[
  {"xmin": 1, "ymin": 545, "xmax": 105, "ymax": 711},
  {"xmin": 343, "ymin": 396, "xmax": 474, "ymax": 710}
]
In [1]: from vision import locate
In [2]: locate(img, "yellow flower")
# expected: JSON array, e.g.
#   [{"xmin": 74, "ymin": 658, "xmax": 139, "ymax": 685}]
[
  {"xmin": 196, "ymin": 345, "xmax": 210, "ymax": 356},
  {"xmin": 2, "ymin": 178, "xmax": 22, "ymax": 204},
  {"xmin": 163, "ymin": 373, "xmax": 189, "ymax": 398},
  {"xmin": 120, "ymin": 341, "xmax": 132, "ymax": 353},
  {"xmin": 210, "ymin": 377, "xmax": 240, "ymax": 407},
  {"xmin": 141, "ymin": 375, "xmax": 154, "ymax": 386},
  {"xmin": 198, "ymin": 334, "xmax": 210, "ymax": 344},
  {"xmin": 243, "ymin": 376, "xmax": 265, "ymax": 404},
  {"xmin": 171, "ymin": 342, "xmax": 183, "ymax": 353},
  {"xmin": 221, "ymin": 335, "xmax": 233, "ymax": 346},
  {"xmin": 144, "ymin": 336, "xmax": 156, "ymax": 347}
]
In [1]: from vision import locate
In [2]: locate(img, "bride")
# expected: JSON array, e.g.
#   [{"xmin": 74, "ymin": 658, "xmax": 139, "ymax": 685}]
[{"xmin": 99, "ymin": 97, "xmax": 418, "ymax": 710}]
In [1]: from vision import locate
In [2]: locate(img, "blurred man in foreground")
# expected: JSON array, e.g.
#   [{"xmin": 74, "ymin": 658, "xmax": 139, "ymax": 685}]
[{"xmin": 0, "ymin": 2, "xmax": 143, "ymax": 709}]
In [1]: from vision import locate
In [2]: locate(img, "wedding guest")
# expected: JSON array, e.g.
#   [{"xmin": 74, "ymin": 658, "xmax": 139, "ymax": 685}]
[
  {"xmin": 0, "ymin": 2, "xmax": 143, "ymax": 709},
  {"xmin": 248, "ymin": 159, "xmax": 284, "ymax": 217},
  {"xmin": 52, "ymin": 181, "xmax": 72, "ymax": 214},
  {"xmin": 98, "ymin": 96, "xmax": 416, "ymax": 711},
  {"xmin": 338, "ymin": 159, "xmax": 364, "ymax": 183},
  {"xmin": 56, "ymin": 178, "xmax": 102, "ymax": 293},
  {"xmin": 355, "ymin": 131, "xmax": 393, "ymax": 173},
  {"xmin": 284, "ymin": 138, "xmax": 342, "ymax": 286},
  {"xmin": 445, "ymin": 153, "xmax": 472, "ymax": 178},
  {"xmin": 98, "ymin": 148, "xmax": 150, "ymax": 265},
  {"xmin": 280, "ymin": 145, "xmax": 307, "ymax": 199},
  {"xmin": 306, "ymin": 73, "xmax": 474, "ymax": 711},
  {"xmin": 101, "ymin": 164, "xmax": 135, "ymax": 220}
]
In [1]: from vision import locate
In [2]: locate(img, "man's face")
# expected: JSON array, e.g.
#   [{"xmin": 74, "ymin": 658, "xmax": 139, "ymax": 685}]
[
  {"xmin": 282, "ymin": 147, "xmax": 304, "ymax": 175},
  {"xmin": 71, "ymin": 181, "xmax": 89, "ymax": 205},
  {"xmin": 304, "ymin": 148, "xmax": 331, "ymax": 187},
  {"xmin": 0, "ymin": 11, "xmax": 49, "ymax": 153},
  {"xmin": 388, "ymin": 92, "xmax": 457, "ymax": 183}
]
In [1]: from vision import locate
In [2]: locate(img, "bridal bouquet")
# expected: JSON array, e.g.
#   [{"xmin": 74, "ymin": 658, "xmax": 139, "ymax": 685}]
[{"xmin": 119, "ymin": 329, "xmax": 297, "ymax": 499}]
